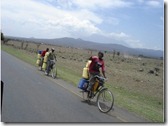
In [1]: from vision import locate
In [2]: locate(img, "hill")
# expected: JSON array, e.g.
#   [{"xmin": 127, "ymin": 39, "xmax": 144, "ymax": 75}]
[{"xmin": 6, "ymin": 36, "xmax": 163, "ymax": 59}]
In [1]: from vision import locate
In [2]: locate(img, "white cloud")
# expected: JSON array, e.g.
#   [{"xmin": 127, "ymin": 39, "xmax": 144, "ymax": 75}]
[
  {"xmin": 105, "ymin": 17, "xmax": 120, "ymax": 25},
  {"xmin": 71, "ymin": 0, "xmax": 133, "ymax": 10},
  {"xmin": 109, "ymin": 32, "xmax": 143, "ymax": 48},
  {"xmin": 146, "ymin": 0, "xmax": 162, "ymax": 8},
  {"xmin": 109, "ymin": 32, "xmax": 129, "ymax": 39},
  {"xmin": 137, "ymin": 0, "xmax": 162, "ymax": 8},
  {"xmin": 1, "ymin": 0, "xmax": 134, "ymax": 39},
  {"xmin": 90, "ymin": 32, "xmax": 143, "ymax": 48},
  {"xmin": 1, "ymin": 0, "xmax": 163, "ymax": 50},
  {"xmin": 1, "ymin": 0, "xmax": 102, "ymax": 38},
  {"xmin": 0, "ymin": 0, "xmax": 144, "ymax": 48},
  {"xmin": 71, "ymin": 9, "xmax": 103, "ymax": 24}
]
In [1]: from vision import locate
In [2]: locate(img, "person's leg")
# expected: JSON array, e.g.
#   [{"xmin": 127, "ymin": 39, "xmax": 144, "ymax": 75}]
[
  {"xmin": 40, "ymin": 57, "xmax": 44, "ymax": 69},
  {"xmin": 87, "ymin": 73, "xmax": 96, "ymax": 91}
]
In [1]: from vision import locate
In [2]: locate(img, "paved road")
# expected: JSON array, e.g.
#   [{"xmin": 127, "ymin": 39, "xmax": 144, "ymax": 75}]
[{"xmin": 1, "ymin": 51, "xmax": 149, "ymax": 123}]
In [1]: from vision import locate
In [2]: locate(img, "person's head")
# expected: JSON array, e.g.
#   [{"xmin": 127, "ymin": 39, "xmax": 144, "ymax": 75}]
[
  {"xmin": 46, "ymin": 48, "xmax": 49, "ymax": 52},
  {"xmin": 51, "ymin": 48, "xmax": 55, "ymax": 52},
  {"xmin": 98, "ymin": 51, "xmax": 104, "ymax": 59}
]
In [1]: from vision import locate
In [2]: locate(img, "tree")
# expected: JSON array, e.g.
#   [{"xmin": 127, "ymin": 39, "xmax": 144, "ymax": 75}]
[
  {"xmin": 1, "ymin": 32, "xmax": 10, "ymax": 44},
  {"xmin": 117, "ymin": 52, "xmax": 120, "ymax": 56}
]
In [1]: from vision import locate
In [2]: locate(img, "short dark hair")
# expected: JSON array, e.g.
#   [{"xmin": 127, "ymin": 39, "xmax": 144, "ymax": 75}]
[
  {"xmin": 46, "ymin": 48, "xmax": 49, "ymax": 51},
  {"xmin": 98, "ymin": 51, "xmax": 104, "ymax": 57}
]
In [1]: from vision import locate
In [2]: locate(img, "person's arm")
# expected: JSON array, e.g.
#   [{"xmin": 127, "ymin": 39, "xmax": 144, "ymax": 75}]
[
  {"xmin": 102, "ymin": 71, "xmax": 106, "ymax": 78},
  {"xmin": 54, "ymin": 54, "xmax": 57, "ymax": 61},
  {"xmin": 101, "ymin": 61, "xmax": 106, "ymax": 78}
]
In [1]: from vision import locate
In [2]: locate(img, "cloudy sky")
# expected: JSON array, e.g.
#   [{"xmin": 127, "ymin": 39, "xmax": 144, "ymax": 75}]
[{"xmin": 1, "ymin": 0, "xmax": 164, "ymax": 50}]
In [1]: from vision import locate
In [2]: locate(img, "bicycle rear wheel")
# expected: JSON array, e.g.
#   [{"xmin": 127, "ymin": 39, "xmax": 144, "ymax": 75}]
[{"xmin": 97, "ymin": 89, "xmax": 114, "ymax": 113}]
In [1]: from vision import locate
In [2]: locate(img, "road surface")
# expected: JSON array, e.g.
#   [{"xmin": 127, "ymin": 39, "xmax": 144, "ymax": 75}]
[{"xmin": 1, "ymin": 51, "xmax": 149, "ymax": 123}]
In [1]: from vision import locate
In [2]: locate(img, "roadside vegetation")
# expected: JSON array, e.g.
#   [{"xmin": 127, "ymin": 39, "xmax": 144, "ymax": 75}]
[{"xmin": 1, "ymin": 40, "xmax": 164, "ymax": 122}]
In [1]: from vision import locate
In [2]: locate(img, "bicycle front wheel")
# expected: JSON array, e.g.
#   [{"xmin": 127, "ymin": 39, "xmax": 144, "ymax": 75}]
[
  {"xmin": 97, "ymin": 89, "xmax": 114, "ymax": 113},
  {"xmin": 51, "ymin": 64, "xmax": 57, "ymax": 79}
]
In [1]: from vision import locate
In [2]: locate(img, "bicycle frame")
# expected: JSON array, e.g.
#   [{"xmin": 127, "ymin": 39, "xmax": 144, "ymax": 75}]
[
  {"xmin": 86, "ymin": 75, "xmax": 107, "ymax": 99},
  {"xmin": 91, "ymin": 85, "xmax": 107, "ymax": 99},
  {"xmin": 80, "ymin": 75, "xmax": 114, "ymax": 113}
]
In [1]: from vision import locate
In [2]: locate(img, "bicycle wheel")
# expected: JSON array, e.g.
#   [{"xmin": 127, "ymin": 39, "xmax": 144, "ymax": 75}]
[
  {"xmin": 51, "ymin": 64, "xmax": 57, "ymax": 79},
  {"xmin": 97, "ymin": 89, "xmax": 114, "ymax": 113}
]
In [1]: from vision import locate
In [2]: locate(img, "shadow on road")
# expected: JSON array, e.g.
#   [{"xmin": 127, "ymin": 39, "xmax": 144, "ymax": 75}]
[{"xmin": 81, "ymin": 100, "xmax": 97, "ymax": 106}]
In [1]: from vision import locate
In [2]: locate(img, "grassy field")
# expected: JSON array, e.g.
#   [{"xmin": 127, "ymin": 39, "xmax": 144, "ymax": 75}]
[{"xmin": 1, "ymin": 41, "xmax": 164, "ymax": 122}]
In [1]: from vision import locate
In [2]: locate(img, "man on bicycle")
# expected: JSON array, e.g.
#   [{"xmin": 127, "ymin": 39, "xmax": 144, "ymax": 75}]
[
  {"xmin": 87, "ymin": 51, "xmax": 106, "ymax": 92},
  {"xmin": 45, "ymin": 48, "xmax": 56, "ymax": 75}
]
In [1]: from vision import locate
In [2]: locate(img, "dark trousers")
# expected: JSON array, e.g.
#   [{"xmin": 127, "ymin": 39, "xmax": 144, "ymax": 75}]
[
  {"xmin": 87, "ymin": 72, "xmax": 100, "ymax": 91},
  {"xmin": 46, "ymin": 60, "xmax": 54, "ymax": 74}
]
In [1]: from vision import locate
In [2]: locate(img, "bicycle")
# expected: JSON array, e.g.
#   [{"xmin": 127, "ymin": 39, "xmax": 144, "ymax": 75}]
[
  {"xmin": 45, "ymin": 59, "xmax": 57, "ymax": 79},
  {"xmin": 80, "ymin": 75, "xmax": 114, "ymax": 113}
]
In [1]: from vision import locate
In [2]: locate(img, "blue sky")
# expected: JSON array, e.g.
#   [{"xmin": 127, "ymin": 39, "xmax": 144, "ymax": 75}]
[{"xmin": 1, "ymin": 0, "xmax": 164, "ymax": 50}]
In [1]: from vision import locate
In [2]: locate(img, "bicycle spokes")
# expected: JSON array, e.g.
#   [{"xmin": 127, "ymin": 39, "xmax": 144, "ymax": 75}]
[{"xmin": 97, "ymin": 89, "xmax": 114, "ymax": 113}]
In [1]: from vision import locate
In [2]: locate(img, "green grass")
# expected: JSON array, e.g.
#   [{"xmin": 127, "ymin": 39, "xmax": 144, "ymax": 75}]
[
  {"xmin": 111, "ymin": 86, "xmax": 163, "ymax": 122},
  {"xmin": 1, "ymin": 44, "xmax": 164, "ymax": 122},
  {"xmin": 1, "ymin": 45, "xmax": 37, "ymax": 66},
  {"xmin": 56, "ymin": 65, "xmax": 81, "ymax": 85}
]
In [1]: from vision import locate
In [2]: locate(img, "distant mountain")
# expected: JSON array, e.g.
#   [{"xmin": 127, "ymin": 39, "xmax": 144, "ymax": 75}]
[{"xmin": 6, "ymin": 36, "xmax": 163, "ymax": 59}]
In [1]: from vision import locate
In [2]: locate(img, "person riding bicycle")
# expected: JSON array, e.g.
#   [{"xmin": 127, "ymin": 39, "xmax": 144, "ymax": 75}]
[
  {"xmin": 87, "ymin": 51, "xmax": 106, "ymax": 93},
  {"xmin": 39, "ymin": 48, "xmax": 49, "ymax": 69},
  {"xmin": 45, "ymin": 48, "xmax": 56, "ymax": 75}
]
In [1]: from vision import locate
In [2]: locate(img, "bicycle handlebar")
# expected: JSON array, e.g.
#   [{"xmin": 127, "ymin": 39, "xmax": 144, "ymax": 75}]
[
  {"xmin": 50, "ymin": 59, "xmax": 56, "ymax": 63},
  {"xmin": 94, "ymin": 75, "xmax": 107, "ymax": 82}
]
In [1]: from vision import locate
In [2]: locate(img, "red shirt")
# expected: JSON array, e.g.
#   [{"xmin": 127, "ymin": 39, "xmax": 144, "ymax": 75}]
[
  {"xmin": 89, "ymin": 56, "xmax": 105, "ymax": 73},
  {"xmin": 41, "ymin": 51, "xmax": 46, "ymax": 57}
]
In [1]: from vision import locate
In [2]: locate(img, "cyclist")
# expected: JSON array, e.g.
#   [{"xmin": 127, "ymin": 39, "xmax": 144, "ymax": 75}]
[
  {"xmin": 45, "ymin": 48, "xmax": 56, "ymax": 75},
  {"xmin": 87, "ymin": 51, "xmax": 106, "ymax": 93},
  {"xmin": 39, "ymin": 48, "xmax": 49, "ymax": 69}
]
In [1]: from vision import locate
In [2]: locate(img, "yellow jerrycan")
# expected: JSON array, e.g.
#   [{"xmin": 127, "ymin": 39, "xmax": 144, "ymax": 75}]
[
  {"xmin": 92, "ymin": 79, "xmax": 99, "ymax": 92},
  {"xmin": 43, "ymin": 52, "xmax": 50, "ymax": 63},
  {"xmin": 82, "ymin": 60, "xmax": 92, "ymax": 79},
  {"xmin": 86, "ymin": 60, "xmax": 91, "ymax": 68},
  {"xmin": 43, "ymin": 56, "xmax": 48, "ymax": 63},
  {"xmin": 45, "ymin": 52, "xmax": 50, "ymax": 57},
  {"xmin": 42, "ymin": 62, "xmax": 47, "ymax": 70},
  {"xmin": 36, "ymin": 59, "xmax": 40, "ymax": 65},
  {"xmin": 82, "ymin": 67, "xmax": 89, "ymax": 79},
  {"xmin": 36, "ymin": 53, "xmax": 41, "ymax": 66},
  {"xmin": 42, "ymin": 52, "xmax": 50, "ymax": 70},
  {"xmin": 37, "ymin": 53, "xmax": 41, "ymax": 59}
]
